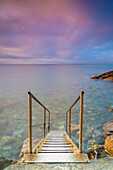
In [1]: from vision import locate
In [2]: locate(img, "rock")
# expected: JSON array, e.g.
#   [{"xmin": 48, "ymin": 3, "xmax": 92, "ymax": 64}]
[
  {"xmin": 1, "ymin": 135, "xmax": 21, "ymax": 145},
  {"xmin": 5, "ymin": 157, "xmax": 113, "ymax": 170},
  {"xmin": 84, "ymin": 128, "xmax": 93, "ymax": 139},
  {"xmin": 2, "ymin": 146, "xmax": 11, "ymax": 151},
  {"xmin": 13, "ymin": 129, "xmax": 24, "ymax": 136},
  {"xmin": 105, "ymin": 76, "xmax": 113, "ymax": 81},
  {"xmin": 19, "ymin": 138, "xmax": 40, "ymax": 157},
  {"xmin": 103, "ymin": 120, "xmax": 113, "ymax": 157},
  {"xmin": 91, "ymin": 71, "xmax": 113, "ymax": 81},
  {"xmin": 107, "ymin": 108, "xmax": 113, "ymax": 112},
  {"xmin": 91, "ymin": 76, "xmax": 100, "ymax": 79},
  {"xmin": 95, "ymin": 135, "xmax": 104, "ymax": 144},
  {"xmin": 0, "ymin": 157, "xmax": 17, "ymax": 170},
  {"xmin": 105, "ymin": 135, "xmax": 113, "ymax": 157},
  {"xmin": 87, "ymin": 144, "xmax": 110, "ymax": 160},
  {"xmin": 103, "ymin": 120, "xmax": 113, "ymax": 139},
  {"xmin": 94, "ymin": 129, "xmax": 103, "ymax": 137}
]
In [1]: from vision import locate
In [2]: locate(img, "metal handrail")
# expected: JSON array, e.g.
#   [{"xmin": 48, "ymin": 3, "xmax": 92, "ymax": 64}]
[
  {"xmin": 66, "ymin": 91, "xmax": 84, "ymax": 153},
  {"xmin": 28, "ymin": 91, "xmax": 50, "ymax": 154},
  {"xmin": 28, "ymin": 91, "xmax": 50, "ymax": 112},
  {"xmin": 66, "ymin": 94, "xmax": 80, "ymax": 113}
]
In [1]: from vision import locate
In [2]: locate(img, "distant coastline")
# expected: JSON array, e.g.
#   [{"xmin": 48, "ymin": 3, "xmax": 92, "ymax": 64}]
[{"xmin": 91, "ymin": 71, "xmax": 113, "ymax": 81}]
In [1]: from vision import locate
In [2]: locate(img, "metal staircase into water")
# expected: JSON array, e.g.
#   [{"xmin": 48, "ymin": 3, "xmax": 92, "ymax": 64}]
[{"xmin": 22, "ymin": 91, "xmax": 89, "ymax": 163}]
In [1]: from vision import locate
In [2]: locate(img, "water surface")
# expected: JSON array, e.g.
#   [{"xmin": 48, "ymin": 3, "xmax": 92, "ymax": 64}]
[{"xmin": 0, "ymin": 64, "xmax": 113, "ymax": 159}]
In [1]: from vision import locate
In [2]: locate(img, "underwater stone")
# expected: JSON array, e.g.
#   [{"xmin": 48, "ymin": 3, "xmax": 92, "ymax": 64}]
[
  {"xmin": 1, "ymin": 135, "xmax": 21, "ymax": 145},
  {"xmin": 87, "ymin": 139, "xmax": 96, "ymax": 150},
  {"xmin": 2, "ymin": 146, "xmax": 11, "ymax": 151}
]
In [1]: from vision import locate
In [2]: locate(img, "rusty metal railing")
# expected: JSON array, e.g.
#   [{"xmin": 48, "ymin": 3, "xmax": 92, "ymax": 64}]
[
  {"xmin": 66, "ymin": 91, "xmax": 84, "ymax": 153},
  {"xmin": 28, "ymin": 91, "xmax": 50, "ymax": 154}
]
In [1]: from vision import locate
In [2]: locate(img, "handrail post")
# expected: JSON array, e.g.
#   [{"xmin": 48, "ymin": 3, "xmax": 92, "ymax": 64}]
[
  {"xmin": 66, "ymin": 112, "xmax": 67, "ymax": 133},
  {"xmin": 69, "ymin": 108, "xmax": 71, "ymax": 138},
  {"xmin": 79, "ymin": 91, "xmax": 84, "ymax": 153},
  {"xmin": 44, "ymin": 108, "xmax": 46, "ymax": 138},
  {"xmin": 28, "ymin": 92, "xmax": 32, "ymax": 154},
  {"xmin": 48, "ymin": 111, "xmax": 50, "ymax": 133}
]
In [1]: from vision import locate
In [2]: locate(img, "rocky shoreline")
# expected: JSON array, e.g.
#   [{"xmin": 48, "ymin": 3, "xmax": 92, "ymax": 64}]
[
  {"xmin": 86, "ymin": 119, "xmax": 113, "ymax": 160},
  {"xmin": 0, "ymin": 157, "xmax": 17, "ymax": 170},
  {"xmin": 1, "ymin": 120, "xmax": 113, "ymax": 169},
  {"xmin": 91, "ymin": 71, "xmax": 113, "ymax": 81}
]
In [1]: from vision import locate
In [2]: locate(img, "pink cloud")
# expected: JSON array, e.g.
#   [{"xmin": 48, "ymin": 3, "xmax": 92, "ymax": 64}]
[{"xmin": 0, "ymin": 0, "xmax": 113, "ymax": 64}]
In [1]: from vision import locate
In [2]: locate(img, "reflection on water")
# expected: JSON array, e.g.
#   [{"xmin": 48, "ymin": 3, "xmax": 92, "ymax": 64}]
[{"xmin": 0, "ymin": 64, "xmax": 113, "ymax": 159}]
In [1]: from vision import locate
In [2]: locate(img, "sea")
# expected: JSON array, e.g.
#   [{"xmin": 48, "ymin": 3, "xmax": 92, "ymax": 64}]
[{"xmin": 0, "ymin": 64, "xmax": 113, "ymax": 159}]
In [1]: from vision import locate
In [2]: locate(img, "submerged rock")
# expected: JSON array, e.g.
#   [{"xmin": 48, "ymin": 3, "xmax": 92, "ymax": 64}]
[
  {"xmin": 1, "ymin": 135, "xmax": 21, "ymax": 145},
  {"xmin": 87, "ymin": 139, "xmax": 96, "ymax": 150},
  {"xmin": 2, "ymin": 146, "xmax": 11, "ymax": 151},
  {"xmin": 84, "ymin": 127, "xmax": 93, "ymax": 139},
  {"xmin": 0, "ymin": 157, "xmax": 17, "ymax": 170}
]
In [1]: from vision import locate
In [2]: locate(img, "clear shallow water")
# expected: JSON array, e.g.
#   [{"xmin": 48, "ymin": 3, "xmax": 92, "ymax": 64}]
[{"xmin": 0, "ymin": 64, "xmax": 113, "ymax": 159}]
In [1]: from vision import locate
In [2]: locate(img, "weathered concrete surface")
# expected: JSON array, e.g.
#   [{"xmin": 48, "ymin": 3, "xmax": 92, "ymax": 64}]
[
  {"xmin": 91, "ymin": 71, "xmax": 113, "ymax": 81},
  {"xmin": 0, "ymin": 157, "xmax": 17, "ymax": 170},
  {"xmin": 4, "ymin": 158, "xmax": 113, "ymax": 170}
]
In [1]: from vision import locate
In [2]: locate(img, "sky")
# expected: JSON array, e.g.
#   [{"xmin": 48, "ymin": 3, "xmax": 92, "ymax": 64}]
[{"xmin": 0, "ymin": 0, "xmax": 113, "ymax": 64}]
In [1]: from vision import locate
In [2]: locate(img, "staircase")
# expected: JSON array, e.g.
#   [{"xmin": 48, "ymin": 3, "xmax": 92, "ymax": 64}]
[
  {"xmin": 22, "ymin": 91, "xmax": 90, "ymax": 163},
  {"xmin": 23, "ymin": 131, "xmax": 89, "ymax": 163}
]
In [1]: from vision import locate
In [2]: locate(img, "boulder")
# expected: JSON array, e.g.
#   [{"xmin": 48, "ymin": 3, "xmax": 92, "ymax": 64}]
[
  {"xmin": 103, "ymin": 120, "xmax": 113, "ymax": 139},
  {"xmin": 105, "ymin": 135, "xmax": 113, "ymax": 157},
  {"xmin": 103, "ymin": 120, "xmax": 113, "ymax": 157},
  {"xmin": 105, "ymin": 76, "xmax": 113, "ymax": 81}
]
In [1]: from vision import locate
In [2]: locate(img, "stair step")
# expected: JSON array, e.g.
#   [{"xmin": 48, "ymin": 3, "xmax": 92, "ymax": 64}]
[
  {"xmin": 41, "ymin": 147, "xmax": 72, "ymax": 149},
  {"xmin": 44, "ymin": 143, "xmax": 69, "ymax": 145},
  {"xmin": 47, "ymin": 138, "xmax": 66, "ymax": 140},
  {"xmin": 42, "ymin": 145, "xmax": 70, "ymax": 147},
  {"xmin": 24, "ymin": 153, "xmax": 89, "ymax": 163},
  {"xmin": 44, "ymin": 142, "xmax": 70, "ymax": 145},
  {"xmin": 38, "ymin": 150, "xmax": 73, "ymax": 153},
  {"xmin": 46, "ymin": 140, "xmax": 67, "ymax": 142}
]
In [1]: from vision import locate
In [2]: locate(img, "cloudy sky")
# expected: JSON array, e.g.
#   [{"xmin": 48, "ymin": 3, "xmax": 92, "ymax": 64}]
[{"xmin": 0, "ymin": 0, "xmax": 113, "ymax": 64}]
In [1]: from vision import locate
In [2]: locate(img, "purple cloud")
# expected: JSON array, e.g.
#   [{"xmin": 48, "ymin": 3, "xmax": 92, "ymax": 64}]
[{"xmin": 0, "ymin": 0, "xmax": 113, "ymax": 64}]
